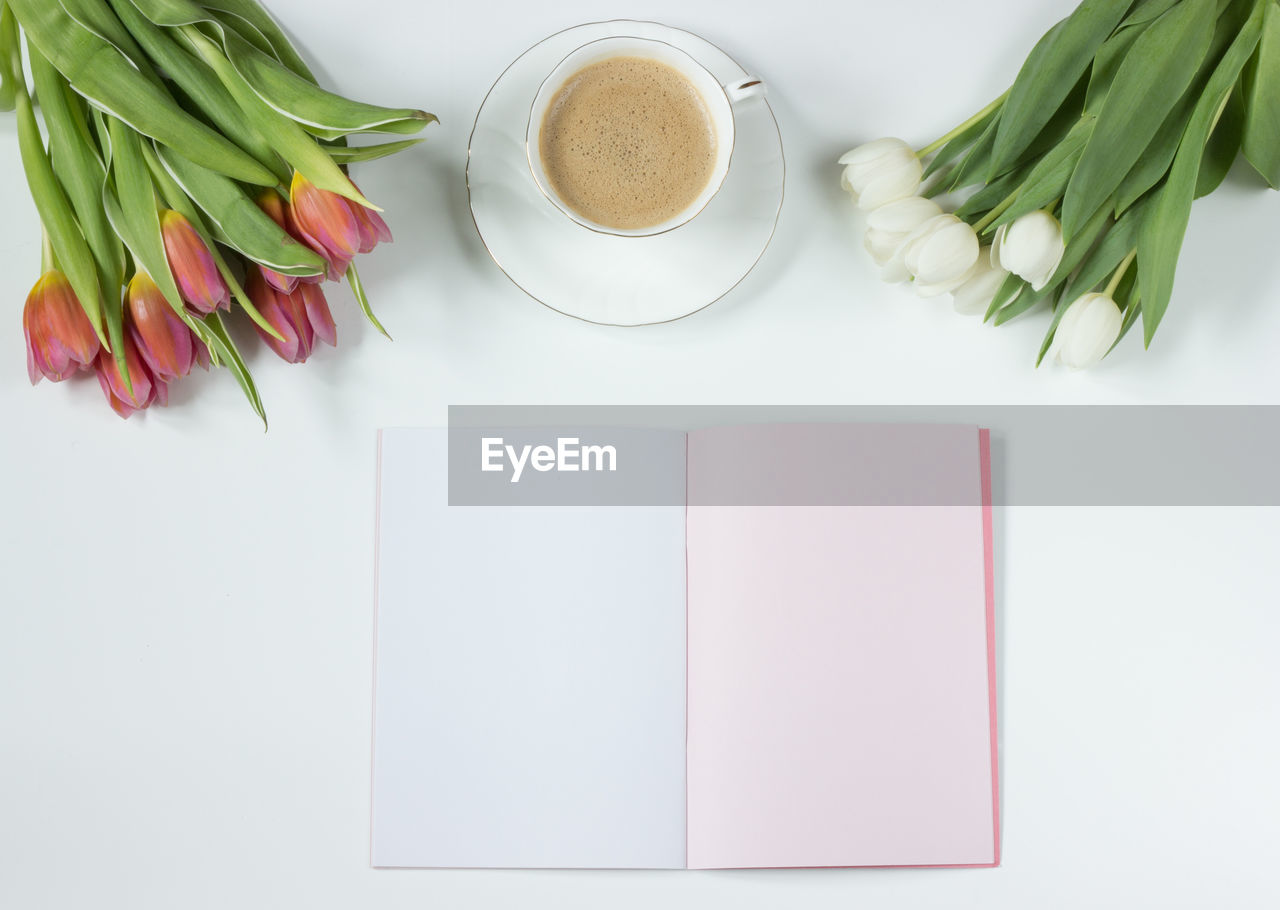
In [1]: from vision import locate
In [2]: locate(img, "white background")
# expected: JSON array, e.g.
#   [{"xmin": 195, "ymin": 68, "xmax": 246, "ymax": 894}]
[{"xmin": 2, "ymin": 0, "xmax": 1278, "ymax": 907}]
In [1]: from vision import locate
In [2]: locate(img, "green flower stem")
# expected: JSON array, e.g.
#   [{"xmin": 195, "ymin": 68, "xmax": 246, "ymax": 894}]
[
  {"xmin": 1106, "ymin": 249, "xmax": 1138, "ymax": 298},
  {"xmin": 40, "ymin": 227, "xmax": 54, "ymax": 273},
  {"xmin": 917, "ymin": 90, "xmax": 1009, "ymax": 157},
  {"xmin": 973, "ymin": 189, "xmax": 1021, "ymax": 234}
]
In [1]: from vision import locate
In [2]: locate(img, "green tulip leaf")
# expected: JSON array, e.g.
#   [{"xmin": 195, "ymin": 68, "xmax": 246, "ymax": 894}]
[
  {"xmin": 108, "ymin": 0, "xmax": 287, "ymax": 182},
  {"xmin": 953, "ymin": 168, "xmax": 1022, "ymax": 217},
  {"xmin": 1084, "ymin": 20, "xmax": 1146, "ymax": 114},
  {"xmin": 944, "ymin": 115, "xmax": 1000, "ymax": 192},
  {"xmin": 127, "ymin": 0, "xmax": 279, "ymax": 62},
  {"xmin": 303, "ymin": 118, "xmax": 434, "ymax": 142},
  {"xmin": 947, "ymin": 79, "xmax": 1086, "ymax": 191},
  {"xmin": 3, "ymin": 9, "xmax": 109, "ymax": 346},
  {"xmin": 203, "ymin": 0, "xmax": 317, "ymax": 82},
  {"xmin": 983, "ymin": 272, "xmax": 1026, "ymax": 323},
  {"xmin": 1115, "ymin": 0, "xmax": 1257, "ymax": 215},
  {"xmin": 1112, "ymin": 91, "xmax": 1198, "ymax": 215},
  {"xmin": 28, "ymin": 49, "xmax": 127, "ymax": 301},
  {"xmin": 989, "ymin": 0, "xmax": 1131, "ymax": 178},
  {"xmin": 8, "ymin": 0, "xmax": 277, "ymax": 185},
  {"xmin": 59, "ymin": 0, "xmax": 150, "ymax": 65},
  {"xmin": 219, "ymin": 29, "xmax": 435, "ymax": 135},
  {"xmin": 993, "ymin": 287, "xmax": 1049, "ymax": 325},
  {"xmin": 921, "ymin": 99, "xmax": 1003, "ymax": 181},
  {"xmin": 155, "ymin": 144, "xmax": 327, "ymax": 276},
  {"xmin": 88, "ymin": 104, "xmax": 112, "ymax": 153},
  {"xmin": 128, "ymin": 0, "xmax": 431, "ymax": 134},
  {"xmin": 193, "ymin": 312, "xmax": 268, "ymax": 429},
  {"xmin": 1196, "ymin": 81, "xmax": 1245, "ymax": 198},
  {"xmin": 1118, "ymin": 0, "xmax": 1182, "ymax": 31},
  {"xmin": 121, "ymin": 0, "xmax": 218, "ymax": 27},
  {"xmin": 1007, "ymin": 72, "xmax": 1090, "ymax": 172},
  {"xmin": 105, "ymin": 116, "xmax": 187, "ymax": 316},
  {"xmin": 0, "ymin": 2, "xmax": 17, "ymax": 112},
  {"xmin": 1137, "ymin": 1, "xmax": 1265, "ymax": 347},
  {"xmin": 1241, "ymin": 1, "xmax": 1280, "ymax": 187},
  {"xmin": 175, "ymin": 24, "xmax": 378, "ymax": 209},
  {"xmin": 989, "ymin": 115, "xmax": 1095, "ymax": 232},
  {"xmin": 938, "ymin": 74, "xmax": 1084, "ymax": 198},
  {"xmin": 1062, "ymin": 0, "xmax": 1216, "ymax": 240},
  {"xmin": 326, "ymin": 139, "xmax": 424, "ymax": 165},
  {"xmin": 1034, "ymin": 287, "xmax": 1071, "ymax": 366},
  {"xmin": 204, "ymin": 6, "xmax": 281, "ymax": 63},
  {"xmin": 1110, "ymin": 284, "xmax": 1145, "ymax": 351},
  {"xmin": 1061, "ymin": 197, "xmax": 1148, "ymax": 306},
  {"xmin": 347, "ymin": 262, "xmax": 391, "ymax": 339},
  {"xmin": 1112, "ymin": 256, "xmax": 1139, "ymax": 311},
  {"xmin": 1035, "ymin": 287, "xmax": 1093, "ymax": 368}
]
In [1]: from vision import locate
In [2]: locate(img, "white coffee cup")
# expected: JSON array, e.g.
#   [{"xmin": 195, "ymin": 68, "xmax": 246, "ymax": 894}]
[{"xmin": 525, "ymin": 36, "xmax": 765, "ymax": 237}]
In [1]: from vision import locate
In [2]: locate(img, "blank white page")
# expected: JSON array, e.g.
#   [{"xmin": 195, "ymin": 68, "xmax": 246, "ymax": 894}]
[{"xmin": 371, "ymin": 429, "xmax": 687, "ymax": 868}]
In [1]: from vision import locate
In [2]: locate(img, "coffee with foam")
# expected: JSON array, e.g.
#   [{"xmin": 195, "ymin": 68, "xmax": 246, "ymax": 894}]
[{"xmin": 538, "ymin": 56, "xmax": 717, "ymax": 232}]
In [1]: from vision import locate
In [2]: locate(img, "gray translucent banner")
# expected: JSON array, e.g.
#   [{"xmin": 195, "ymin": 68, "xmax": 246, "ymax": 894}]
[
  {"xmin": 445, "ymin": 405, "xmax": 1280, "ymax": 506},
  {"xmin": 448, "ymin": 426, "xmax": 687, "ymax": 507}
]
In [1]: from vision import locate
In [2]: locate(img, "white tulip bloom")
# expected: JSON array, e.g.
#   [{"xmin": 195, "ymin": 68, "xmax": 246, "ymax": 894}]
[
  {"xmin": 863, "ymin": 196, "xmax": 943, "ymax": 273},
  {"xmin": 1048, "ymin": 292, "xmax": 1123, "ymax": 369},
  {"xmin": 879, "ymin": 213, "xmax": 949, "ymax": 283},
  {"xmin": 992, "ymin": 211, "xmax": 1065, "ymax": 291},
  {"xmin": 952, "ymin": 253, "xmax": 1009, "ymax": 315},
  {"xmin": 839, "ymin": 138, "xmax": 923, "ymax": 211},
  {"xmin": 916, "ymin": 260, "xmax": 981, "ymax": 298},
  {"xmin": 898, "ymin": 214, "xmax": 980, "ymax": 296}
]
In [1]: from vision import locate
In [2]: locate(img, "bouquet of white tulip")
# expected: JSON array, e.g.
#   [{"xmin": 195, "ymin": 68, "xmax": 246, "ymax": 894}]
[{"xmin": 841, "ymin": 0, "xmax": 1280, "ymax": 369}]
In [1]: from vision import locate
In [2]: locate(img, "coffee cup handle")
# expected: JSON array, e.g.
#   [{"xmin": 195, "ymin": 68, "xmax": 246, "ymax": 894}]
[{"xmin": 724, "ymin": 78, "xmax": 766, "ymax": 104}]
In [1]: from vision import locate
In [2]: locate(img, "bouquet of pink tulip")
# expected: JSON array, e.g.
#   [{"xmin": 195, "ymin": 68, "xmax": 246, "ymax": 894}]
[
  {"xmin": 841, "ymin": 0, "xmax": 1280, "ymax": 368},
  {"xmin": 1, "ymin": 0, "xmax": 434, "ymax": 422}
]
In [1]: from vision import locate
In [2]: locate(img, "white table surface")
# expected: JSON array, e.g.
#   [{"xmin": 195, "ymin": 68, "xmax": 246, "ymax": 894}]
[{"xmin": 2, "ymin": 1, "xmax": 1278, "ymax": 907}]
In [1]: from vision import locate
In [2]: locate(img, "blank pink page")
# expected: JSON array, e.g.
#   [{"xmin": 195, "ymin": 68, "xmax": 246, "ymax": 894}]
[{"xmin": 685, "ymin": 424, "xmax": 997, "ymax": 869}]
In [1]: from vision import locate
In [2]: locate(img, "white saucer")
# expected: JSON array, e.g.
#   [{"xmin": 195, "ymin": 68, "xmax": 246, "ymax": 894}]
[{"xmin": 466, "ymin": 20, "xmax": 785, "ymax": 326}]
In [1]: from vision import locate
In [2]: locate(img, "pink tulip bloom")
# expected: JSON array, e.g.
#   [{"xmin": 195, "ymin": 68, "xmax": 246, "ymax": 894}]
[
  {"xmin": 350, "ymin": 196, "xmax": 393, "ymax": 254},
  {"xmin": 125, "ymin": 272, "xmax": 208, "ymax": 381},
  {"xmin": 160, "ymin": 210, "xmax": 230, "ymax": 315},
  {"xmin": 94, "ymin": 332, "xmax": 167, "ymax": 419},
  {"xmin": 23, "ymin": 271, "xmax": 101, "ymax": 384},
  {"xmin": 254, "ymin": 191, "xmax": 307, "ymax": 294},
  {"xmin": 246, "ymin": 268, "xmax": 337, "ymax": 364},
  {"xmin": 289, "ymin": 172, "xmax": 385, "ymax": 279}
]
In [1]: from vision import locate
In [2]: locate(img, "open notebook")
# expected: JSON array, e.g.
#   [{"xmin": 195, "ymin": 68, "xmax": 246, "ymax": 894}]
[{"xmin": 372, "ymin": 424, "xmax": 999, "ymax": 869}]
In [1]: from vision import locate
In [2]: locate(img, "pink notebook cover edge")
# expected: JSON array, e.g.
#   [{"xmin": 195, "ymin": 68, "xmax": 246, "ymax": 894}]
[
  {"xmin": 684, "ymin": 432, "xmax": 691, "ymax": 871},
  {"xmin": 370, "ymin": 429, "xmax": 385, "ymax": 869},
  {"xmin": 855, "ymin": 426, "xmax": 1001, "ymax": 869},
  {"xmin": 980, "ymin": 427, "xmax": 1001, "ymax": 867}
]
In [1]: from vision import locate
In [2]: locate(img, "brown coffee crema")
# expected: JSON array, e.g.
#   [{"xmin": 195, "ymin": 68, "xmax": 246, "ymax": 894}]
[{"xmin": 539, "ymin": 56, "xmax": 717, "ymax": 231}]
